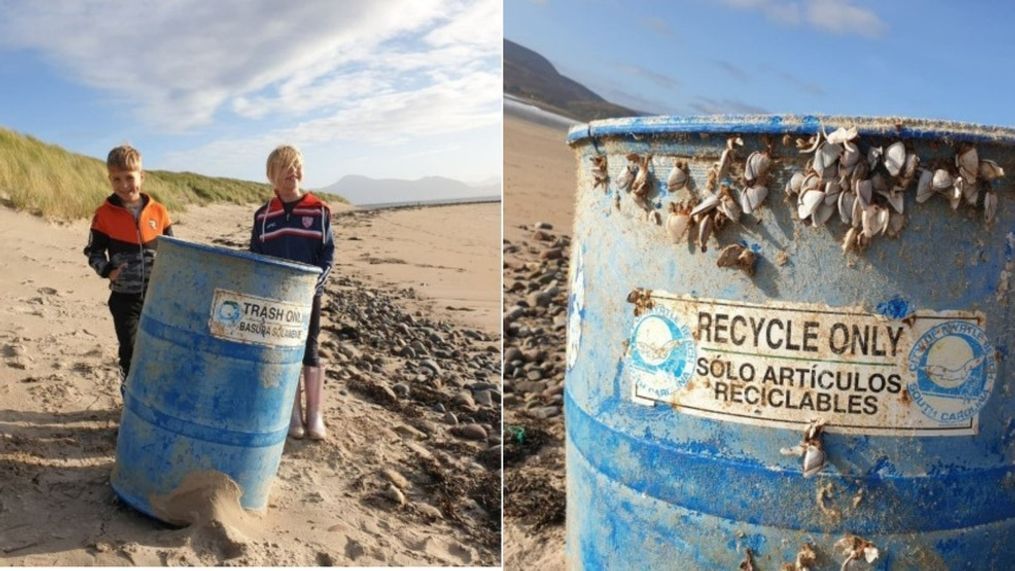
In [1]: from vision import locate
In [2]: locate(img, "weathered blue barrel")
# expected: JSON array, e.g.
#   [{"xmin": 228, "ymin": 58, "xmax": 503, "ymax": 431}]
[
  {"xmin": 564, "ymin": 116, "xmax": 1015, "ymax": 569},
  {"xmin": 111, "ymin": 236, "xmax": 320, "ymax": 522}
]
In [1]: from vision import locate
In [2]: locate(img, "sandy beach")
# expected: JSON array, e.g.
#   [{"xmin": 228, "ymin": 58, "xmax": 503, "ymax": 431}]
[
  {"xmin": 503, "ymin": 115, "xmax": 577, "ymax": 244},
  {"xmin": 502, "ymin": 109, "xmax": 577, "ymax": 570},
  {"xmin": 336, "ymin": 202, "xmax": 501, "ymax": 336},
  {"xmin": 0, "ymin": 200, "xmax": 501, "ymax": 566}
]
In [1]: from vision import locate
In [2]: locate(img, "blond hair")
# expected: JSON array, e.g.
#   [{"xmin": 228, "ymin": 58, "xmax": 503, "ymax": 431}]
[
  {"xmin": 266, "ymin": 145, "xmax": 303, "ymax": 182},
  {"xmin": 107, "ymin": 144, "xmax": 142, "ymax": 171}
]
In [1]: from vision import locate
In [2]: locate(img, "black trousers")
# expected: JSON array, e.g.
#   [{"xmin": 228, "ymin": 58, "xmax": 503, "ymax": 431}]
[
  {"xmin": 108, "ymin": 291, "xmax": 145, "ymax": 379},
  {"xmin": 303, "ymin": 294, "xmax": 322, "ymax": 366}
]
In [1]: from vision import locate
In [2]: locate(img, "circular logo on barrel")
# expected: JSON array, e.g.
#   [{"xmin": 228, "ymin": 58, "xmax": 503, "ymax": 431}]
[
  {"xmin": 216, "ymin": 300, "xmax": 242, "ymax": 326},
  {"xmin": 907, "ymin": 320, "xmax": 996, "ymax": 424},
  {"xmin": 628, "ymin": 307, "xmax": 696, "ymax": 396}
]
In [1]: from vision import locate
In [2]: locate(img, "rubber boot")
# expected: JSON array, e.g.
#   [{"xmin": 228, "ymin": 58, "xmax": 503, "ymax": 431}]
[
  {"xmin": 288, "ymin": 377, "xmax": 306, "ymax": 439},
  {"xmin": 304, "ymin": 365, "xmax": 327, "ymax": 440}
]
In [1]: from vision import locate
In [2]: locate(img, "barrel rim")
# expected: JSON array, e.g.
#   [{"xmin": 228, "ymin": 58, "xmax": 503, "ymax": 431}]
[
  {"xmin": 566, "ymin": 114, "xmax": 1015, "ymax": 146},
  {"xmin": 157, "ymin": 235, "xmax": 322, "ymax": 275}
]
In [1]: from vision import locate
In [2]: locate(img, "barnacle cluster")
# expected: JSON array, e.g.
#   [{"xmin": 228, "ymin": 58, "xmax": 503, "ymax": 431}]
[
  {"xmin": 592, "ymin": 123, "xmax": 1007, "ymax": 271},
  {"xmin": 590, "ymin": 155, "xmax": 608, "ymax": 190},
  {"xmin": 834, "ymin": 534, "xmax": 879, "ymax": 570},
  {"xmin": 785, "ymin": 125, "xmax": 1004, "ymax": 254},
  {"xmin": 914, "ymin": 145, "xmax": 1005, "ymax": 222},
  {"xmin": 659, "ymin": 135, "xmax": 771, "ymax": 259}
]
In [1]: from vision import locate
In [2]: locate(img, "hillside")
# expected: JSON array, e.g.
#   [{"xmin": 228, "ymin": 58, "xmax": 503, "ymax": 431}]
[
  {"xmin": 504, "ymin": 39, "xmax": 645, "ymax": 122},
  {"xmin": 0, "ymin": 127, "xmax": 346, "ymax": 220},
  {"xmin": 320, "ymin": 174, "xmax": 498, "ymax": 206}
]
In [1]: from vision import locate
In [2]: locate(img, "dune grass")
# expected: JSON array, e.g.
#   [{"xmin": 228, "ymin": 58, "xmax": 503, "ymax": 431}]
[{"xmin": 0, "ymin": 127, "xmax": 346, "ymax": 220}]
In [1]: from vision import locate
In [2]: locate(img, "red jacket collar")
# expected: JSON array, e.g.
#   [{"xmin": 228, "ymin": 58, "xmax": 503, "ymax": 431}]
[{"xmin": 268, "ymin": 192, "xmax": 326, "ymax": 211}]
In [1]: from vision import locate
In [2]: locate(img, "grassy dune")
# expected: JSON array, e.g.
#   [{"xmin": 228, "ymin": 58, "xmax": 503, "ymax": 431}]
[{"xmin": 0, "ymin": 127, "xmax": 345, "ymax": 220}]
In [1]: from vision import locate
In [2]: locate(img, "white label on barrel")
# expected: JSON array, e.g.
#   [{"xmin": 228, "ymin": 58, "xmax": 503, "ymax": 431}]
[
  {"xmin": 208, "ymin": 289, "xmax": 308, "ymax": 347},
  {"xmin": 626, "ymin": 293, "xmax": 996, "ymax": 436}
]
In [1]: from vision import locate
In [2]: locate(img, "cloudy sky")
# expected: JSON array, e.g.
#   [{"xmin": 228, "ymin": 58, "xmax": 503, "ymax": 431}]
[
  {"xmin": 0, "ymin": 0, "xmax": 501, "ymax": 188},
  {"xmin": 506, "ymin": 0, "xmax": 1015, "ymax": 126}
]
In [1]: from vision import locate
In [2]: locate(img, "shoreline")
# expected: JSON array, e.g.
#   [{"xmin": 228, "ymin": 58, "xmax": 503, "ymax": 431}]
[{"xmin": 353, "ymin": 195, "xmax": 501, "ymax": 211}]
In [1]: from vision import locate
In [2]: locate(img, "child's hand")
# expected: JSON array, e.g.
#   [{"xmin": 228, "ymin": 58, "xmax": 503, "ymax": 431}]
[{"xmin": 109, "ymin": 263, "xmax": 127, "ymax": 282}]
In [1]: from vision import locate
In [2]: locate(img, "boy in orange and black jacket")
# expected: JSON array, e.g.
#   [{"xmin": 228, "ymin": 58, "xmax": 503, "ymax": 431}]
[{"xmin": 84, "ymin": 145, "xmax": 173, "ymax": 384}]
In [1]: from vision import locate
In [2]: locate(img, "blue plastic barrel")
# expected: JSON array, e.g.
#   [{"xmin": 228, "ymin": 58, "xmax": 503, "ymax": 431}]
[
  {"xmin": 111, "ymin": 236, "xmax": 320, "ymax": 522},
  {"xmin": 564, "ymin": 116, "xmax": 1015, "ymax": 569}
]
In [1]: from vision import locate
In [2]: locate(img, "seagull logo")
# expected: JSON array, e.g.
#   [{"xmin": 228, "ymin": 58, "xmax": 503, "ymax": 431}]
[
  {"xmin": 628, "ymin": 309, "xmax": 696, "ymax": 390},
  {"xmin": 907, "ymin": 319, "xmax": 996, "ymax": 424},
  {"xmin": 922, "ymin": 355, "xmax": 985, "ymax": 388},
  {"xmin": 634, "ymin": 337, "xmax": 690, "ymax": 363}
]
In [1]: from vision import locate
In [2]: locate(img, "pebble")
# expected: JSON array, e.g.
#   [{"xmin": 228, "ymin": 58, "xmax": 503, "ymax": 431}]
[
  {"xmin": 526, "ymin": 291, "xmax": 554, "ymax": 308},
  {"xmin": 408, "ymin": 418, "xmax": 438, "ymax": 436},
  {"xmin": 473, "ymin": 390, "xmax": 494, "ymax": 407},
  {"xmin": 421, "ymin": 358, "xmax": 442, "ymax": 375},
  {"xmin": 381, "ymin": 468, "xmax": 410, "ymax": 490},
  {"xmin": 337, "ymin": 344, "xmax": 361, "ymax": 360},
  {"xmin": 416, "ymin": 503, "xmax": 443, "ymax": 519},
  {"xmin": 453, "ymin": 391, "xmax": 476, "ymax": 411},
  {"xmin": 378, "ymin": 384, "xmax": 399, "ymax": 403},
  {"xmin": 405, "ymin": 442, "xmax": 434, "ymax": 460},
  {"xmin": 503, "ymin": 306, "xmax": 526, "ymax": 325},
  {"xmin": 383, "ymin": 484, "xmax": 406, "ymax": 505},
  {"xmin": 391, "ymin": 383, "xmax": 410, "ymax": 398},
  {"xmin": 503, "ymin": 346, "xmax": 523, "ymax": 364},
  {"xmin": 541, "ymin": 247, "xmax": 563, "ymax": 260},
  {"xmin": 393, "ymin": 424, "xmax": 426, "ymax": 440},
  {"xmin": 452, "ymin": 423, "xmax": 487, "ymax": 441},
  {"xmin": 528, "ymin": 406, "xmax": 561, "ymax": 420}
]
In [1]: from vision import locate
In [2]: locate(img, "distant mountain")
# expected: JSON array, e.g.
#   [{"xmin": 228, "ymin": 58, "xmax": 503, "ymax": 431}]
[
  {"xmin": 319, "ymin": 175, "xmax": 498, "ymax": 206},
  {"xmin": 504, "ymin": 39, "xmax": 645, "ymax": 122}
]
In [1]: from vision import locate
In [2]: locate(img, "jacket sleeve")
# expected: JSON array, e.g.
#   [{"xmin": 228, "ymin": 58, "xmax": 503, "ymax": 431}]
[
  {"xmin": 315, "ymin": 209, "xmax": 335, "ymax": 294},
  {"xmin": 249, "ymin": 211, "xmax": 263, "ymax": 254},
  {"xmin": 84, "ymin": 227, "xmax": 114, "ymax": 278}
]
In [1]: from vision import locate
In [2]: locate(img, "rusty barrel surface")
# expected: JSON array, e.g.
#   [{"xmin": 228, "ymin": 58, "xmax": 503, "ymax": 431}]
[{"xmin": 564, "ymin": 116, "xmax": 1015, "ymax": 569}]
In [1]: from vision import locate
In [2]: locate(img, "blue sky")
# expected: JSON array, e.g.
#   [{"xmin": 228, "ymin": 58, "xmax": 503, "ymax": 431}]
[
  {"xmin": 506, "ymin": 0, "xmax": 1015, "ymax": 127},
  {"xmin": 0, "ymin": 0, "xmax": 501, "ymax": 188}
]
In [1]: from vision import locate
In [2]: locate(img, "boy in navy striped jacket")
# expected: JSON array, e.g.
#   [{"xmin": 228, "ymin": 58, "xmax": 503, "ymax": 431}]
[{"xmin": 250, "ymin": 145, "xmax": 335, "ymax": 440}]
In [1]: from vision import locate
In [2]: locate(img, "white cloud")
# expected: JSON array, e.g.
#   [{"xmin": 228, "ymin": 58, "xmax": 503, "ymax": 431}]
[
  {"xmin": 424, "ymin": 0, "xmax": 502, "ymax": 49},
  {"xmin": 806, "ymin": 0, "xmax": 887, "ymax": 38},
  {"xmin": 0, "ymin": 0, "xmax": 501, "ymax": 132},
  {"xmin": 720, "ymin": 0, "xmax": 886, "ymax": 36},
  {"xmin": 161, "ymin": 68, "xmax": 500, "ymax": 183}
]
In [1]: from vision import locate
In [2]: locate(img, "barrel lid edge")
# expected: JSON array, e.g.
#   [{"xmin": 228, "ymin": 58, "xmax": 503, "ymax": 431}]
[
  {"xmin": 565, "ymin": 114, "xmax": 1015, "ymax": 146},
  {"xmin": 157, "ymin": 235, "xmax": 323, "ymax": 275}
]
